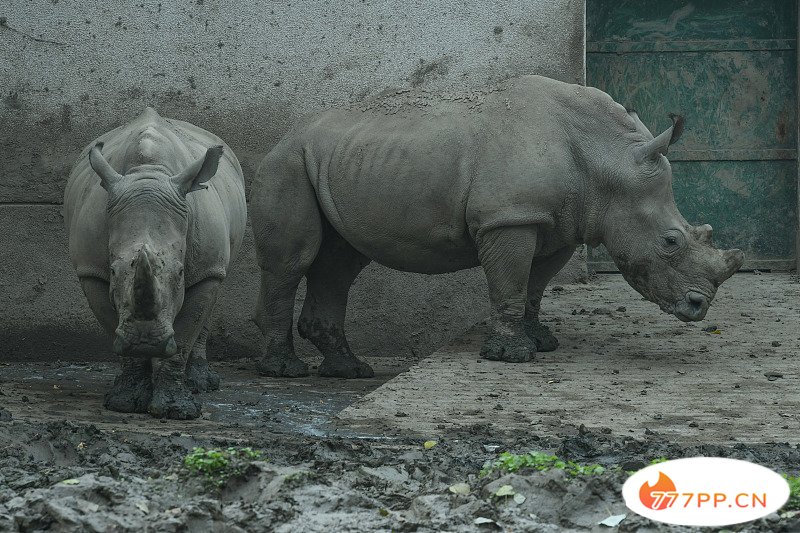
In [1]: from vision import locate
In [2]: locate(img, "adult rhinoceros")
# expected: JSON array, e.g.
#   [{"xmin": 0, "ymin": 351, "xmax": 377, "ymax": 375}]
[
  {"xmin": 64, "ymin": 107, "xmax": 246, "ymax": 419},
  {"xmin": 250, "ymin": 75, "xmax": 744, "ymax": 379}
]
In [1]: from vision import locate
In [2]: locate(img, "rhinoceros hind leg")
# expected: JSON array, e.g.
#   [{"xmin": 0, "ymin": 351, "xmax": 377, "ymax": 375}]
[
  {"xmin": 257, "ymin": 336, "xmax": 309, "ymax": 377},
  {"xmin": 185, "ymin": 326, "xmax": 220, "ymax": 392},
  {"xmin": 254, "ymin": 270, "xmax": 311, "ymax": 378},
  {"xmin": 104, "ymin": 358, "xmax": 153, "ymax": 413},
  {"xmin": 252, "ymin": 147, "xmax": 321, "ymax": 378},
  {"xmin": 298, "ymin": 229, "xmax": 374, "ymax": 379}
]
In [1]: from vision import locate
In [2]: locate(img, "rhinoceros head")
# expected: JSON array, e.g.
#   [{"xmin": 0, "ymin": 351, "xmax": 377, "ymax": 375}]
[
  {"xmin": 89, "ymin": 142, "xmax": 223, "ymax": 356},
  {"xmin": 601, "ymin": 113, "xmax": 744, "ymax": 322}
]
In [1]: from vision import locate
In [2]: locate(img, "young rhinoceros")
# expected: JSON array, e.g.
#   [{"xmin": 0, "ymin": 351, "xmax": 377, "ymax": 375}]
[
  {"xmin": 64, "ymin": 107, "xmax": 246, "ymax": 419},
  {"xmin": 250, "ymin": 75, "xmax": 744, "ymax": 378}
]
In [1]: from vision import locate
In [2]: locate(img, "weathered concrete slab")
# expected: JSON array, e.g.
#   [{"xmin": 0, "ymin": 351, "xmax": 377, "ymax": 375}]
[{"xmin": 337, "ymin": 274, "xmax": 800, "ymax": 444}]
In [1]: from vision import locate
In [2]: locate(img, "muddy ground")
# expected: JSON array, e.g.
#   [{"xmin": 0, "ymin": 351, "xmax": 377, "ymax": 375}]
[{"xmin": 0, "ymin": 274, "xmax": 799, "ymax": 532}]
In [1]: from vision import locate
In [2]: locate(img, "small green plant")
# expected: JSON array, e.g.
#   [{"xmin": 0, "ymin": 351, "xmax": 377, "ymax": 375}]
[
  {"xmin": 649, "ymin": 457, "xmax": 669, "ymax": 465},
  {"xmin": 183, "ymin": 447, "xmax": 263, "ymax": 487},
  {"xmin": 784, "ymin": 474, "xmax": 800, "ymax": 511},
  {"xmin": 480, "ymin": 451, "xmax": 606, "ymax": 478}
]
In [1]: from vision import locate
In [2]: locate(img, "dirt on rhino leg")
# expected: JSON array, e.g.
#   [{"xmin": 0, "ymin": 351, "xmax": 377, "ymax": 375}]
[
  {"xmin": 148, "ymin": 356, "xmax": 200, "ymax": 420},
  {"xmin": 185, "ymin": 327, "xmax": 220, "ymax": 393},
  {"xmin": 298, "ymin": 317, "xmax": 374, "ymax": 378},
  {"xmin": 480, "ymin": 319, "xmax": 537, "ymax": 363},
  {"xmin": 104, "ymin": 358, "xmax": 153, "ymax": 413},
  {"xmin": 523, "ymin": 319, "xmax": 559, "ymax": 352},
  {"xmin": 257, "ymin": 336, "xmax": 310, "ymax": 378}
]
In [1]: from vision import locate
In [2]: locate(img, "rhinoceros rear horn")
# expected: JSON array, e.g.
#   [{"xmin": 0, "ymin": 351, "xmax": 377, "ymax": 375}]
[
  {"xmin": 635, "ymin": 113, "xmax": 684, "ymax": 163},
  {"xmin": 89, "ymin": 142, "xmax": 123, "ymax": 192},
  {"xmin": 171, "ymin": 145, "xmax": 224, "ymax": 195}
]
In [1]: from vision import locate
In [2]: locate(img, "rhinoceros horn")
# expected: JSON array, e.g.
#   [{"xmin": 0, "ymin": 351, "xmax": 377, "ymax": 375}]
[
  {"xmin": 635, "ymin": 113, "xmax": 684, "ymax": 163},
  {"xmin": 89, "ymin": 142, "xmax": 123, "ymax": 192},
  {"xmin": 132, "ymin": 246, "xmax": 158, "ymax": 320},
  {"xmin": 171, "ymin": 145, "xmax": 224, "ymax": 194}
]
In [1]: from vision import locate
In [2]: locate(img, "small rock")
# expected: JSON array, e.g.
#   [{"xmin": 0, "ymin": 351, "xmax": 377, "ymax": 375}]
[
  {"xmin": 621, "ymin": 460, "xmax": 645, "ymax": 471},
  {"xmin": 771, "ymin": 341, "xmax": 781, "ymax": 347},
  {"xmin": 701, "ymin": 325, "xmax": 719, "ymax": 333},
  {"xmin": 765, "ymin": 372, "xmax": 783, "ymax": 381},
  {"xmin": 0, "ymin": 408, "xmax": 12, "ymax": 422},
  {"xmin": 395, "ymin": 411, "xmax": 409, "ymax": 417},
  {"xmin": 616, "ymin": 306, "xmax": 626, "ymax": 312},
  {"xmin": 688, "ymin": 421, "xmax": 699, "ymax": 428},
  {"xmin": 551, "ymin": 285, "xmax": 564, "ymax": 292},
  {"xmin": 592, "ymin": 307, "xmax": 613, "ymax": 315}
]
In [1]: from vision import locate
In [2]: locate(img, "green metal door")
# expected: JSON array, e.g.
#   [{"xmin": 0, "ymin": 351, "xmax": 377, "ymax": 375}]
[{"xmin": 587, "ymin": 0, "xmax": 798, "ymax": 271}]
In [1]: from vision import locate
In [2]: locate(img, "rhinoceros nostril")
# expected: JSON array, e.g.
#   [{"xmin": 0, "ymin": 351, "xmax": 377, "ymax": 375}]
[{"xmin": 686, "ymin": 292, "xmax": 707, "ymax": 315}]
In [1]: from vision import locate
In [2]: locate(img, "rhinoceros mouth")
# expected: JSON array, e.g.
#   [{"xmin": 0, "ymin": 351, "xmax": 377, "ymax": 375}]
[{"xmin": 114, "ymin": 334, "xmax": 178, "ymax": 357}]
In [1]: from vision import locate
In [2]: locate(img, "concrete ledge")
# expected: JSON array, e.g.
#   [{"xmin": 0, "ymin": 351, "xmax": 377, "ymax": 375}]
[{"xmin": 337, "ymin": 273, "xmax": 800, "ymax": 444}]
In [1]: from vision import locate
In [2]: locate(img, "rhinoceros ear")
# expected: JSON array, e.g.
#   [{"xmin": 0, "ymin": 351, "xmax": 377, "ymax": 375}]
[
  {"xmin": 171, "ymin": 145, "xmax": 223, "ymax": 195},
  {"xmin": 635, "ymin": 113, "xmax": 684, "ymax": 163},
  {"xmin": 89, "ymin": 142, "xmax": 123, "ymax": 192}
]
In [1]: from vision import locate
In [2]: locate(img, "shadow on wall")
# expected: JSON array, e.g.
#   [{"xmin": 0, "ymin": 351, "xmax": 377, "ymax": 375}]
[{"xmin": 0, "ymin": 205, "xmax": 491, "ymax": 363}]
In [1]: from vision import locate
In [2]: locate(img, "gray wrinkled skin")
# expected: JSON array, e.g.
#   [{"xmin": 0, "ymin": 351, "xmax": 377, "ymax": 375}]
[
  {"xmin": 64, "ymin": 108, "xmax": 246, "ymax": 418},
  {"xmin": 250, "ymin": 75, "xmax": 743, "ymax": 372}
]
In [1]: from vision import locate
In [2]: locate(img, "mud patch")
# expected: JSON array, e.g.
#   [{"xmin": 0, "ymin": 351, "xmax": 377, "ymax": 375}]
[{"xmin": 1, "ymin": 274, "xmax": 799, "ymax": 530}]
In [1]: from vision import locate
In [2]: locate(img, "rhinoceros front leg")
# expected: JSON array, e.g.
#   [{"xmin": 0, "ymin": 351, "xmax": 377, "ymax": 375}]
[
  {"xmin": 477, "ymin": 225, "xmax": 539, "ymax": 362},
  {"xmin": 149, "ymin": 278, "xmax": 221, "ymax": 420},
  {"xmin": 523, "ymin": 246, "xmax": 575, "ymax": 352},
  {"xmin": 79, "ymin": 277, "xmax": 154, "ymax": 413},
  {"xmin": 297, "ymin": 229, "xmax": 374, "ymax": 379},
  {"xmin": 185, "ymin": 324, "xmax": 221, "ymax": 393},
  {"xmin": 105, "ymin": 358, "xmax": 154, "ymax": 413}
]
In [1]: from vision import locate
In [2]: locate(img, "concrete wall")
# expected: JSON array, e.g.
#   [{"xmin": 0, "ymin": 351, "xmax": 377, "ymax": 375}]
[{"xmin": 0, "ymin": 0, "xmax": 585, "ymax": 362}]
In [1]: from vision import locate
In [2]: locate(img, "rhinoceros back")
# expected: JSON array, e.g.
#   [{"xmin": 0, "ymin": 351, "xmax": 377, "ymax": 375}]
[{"xmin": 64, "ymin": 110, "xmax": 246, "ymax": 287}]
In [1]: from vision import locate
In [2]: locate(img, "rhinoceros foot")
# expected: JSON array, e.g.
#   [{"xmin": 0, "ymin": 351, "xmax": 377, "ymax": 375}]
[
  {"xmin": 480, "ymin": 326, "xmax": 537, "ymax": 363},
  {"xmin": 104, "ymin": 360, "xmax": 153, "ymax": 413},
  {"xmin": 148, "ymin": 382, "xmax": 201, "ymax": 420},
  {"xmin": 257, "ymin": 355, "xmax": 310, "ymax": 378},
  {"xmin": 185, "ymin": 357, "xmax": 221, "ymax": 393},
  {"xmin": 318, "ymin": 355, "xmax": 374, "ymax": 379},
  {"xmin": 257, "ymin": 338, "xmax": 310, "ymax": 377},
  {"xmin": 523, "ymin": 320, "xmax": 559, "ymax": 352}
]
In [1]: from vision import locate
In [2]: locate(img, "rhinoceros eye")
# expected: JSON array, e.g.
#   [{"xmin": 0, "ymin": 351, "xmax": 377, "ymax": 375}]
[{"xmin": 661, "ymin": 230, "xmax": 684, "ymax": 251}]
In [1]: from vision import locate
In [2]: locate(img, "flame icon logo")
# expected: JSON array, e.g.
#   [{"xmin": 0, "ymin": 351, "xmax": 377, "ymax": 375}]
[{"xmin": 640, "ymin": 472, "xmax": 677, "ymax": 510}]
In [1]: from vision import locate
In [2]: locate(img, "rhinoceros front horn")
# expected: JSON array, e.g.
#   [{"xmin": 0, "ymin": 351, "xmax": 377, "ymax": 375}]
[
  {"xmin": 720, "ymin": 248, "xmax": 745, "ymax": 281},
  {"xmin": 132, "ymin": 246, "xmax": 158, "ymax": 320},
  {"xmin": 635, "ymin": 113, "xmax": 684, "ymax": 163},
  {"xmin": 89, "ymin": 142, "xmax": 124, "ymax": 192}
]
